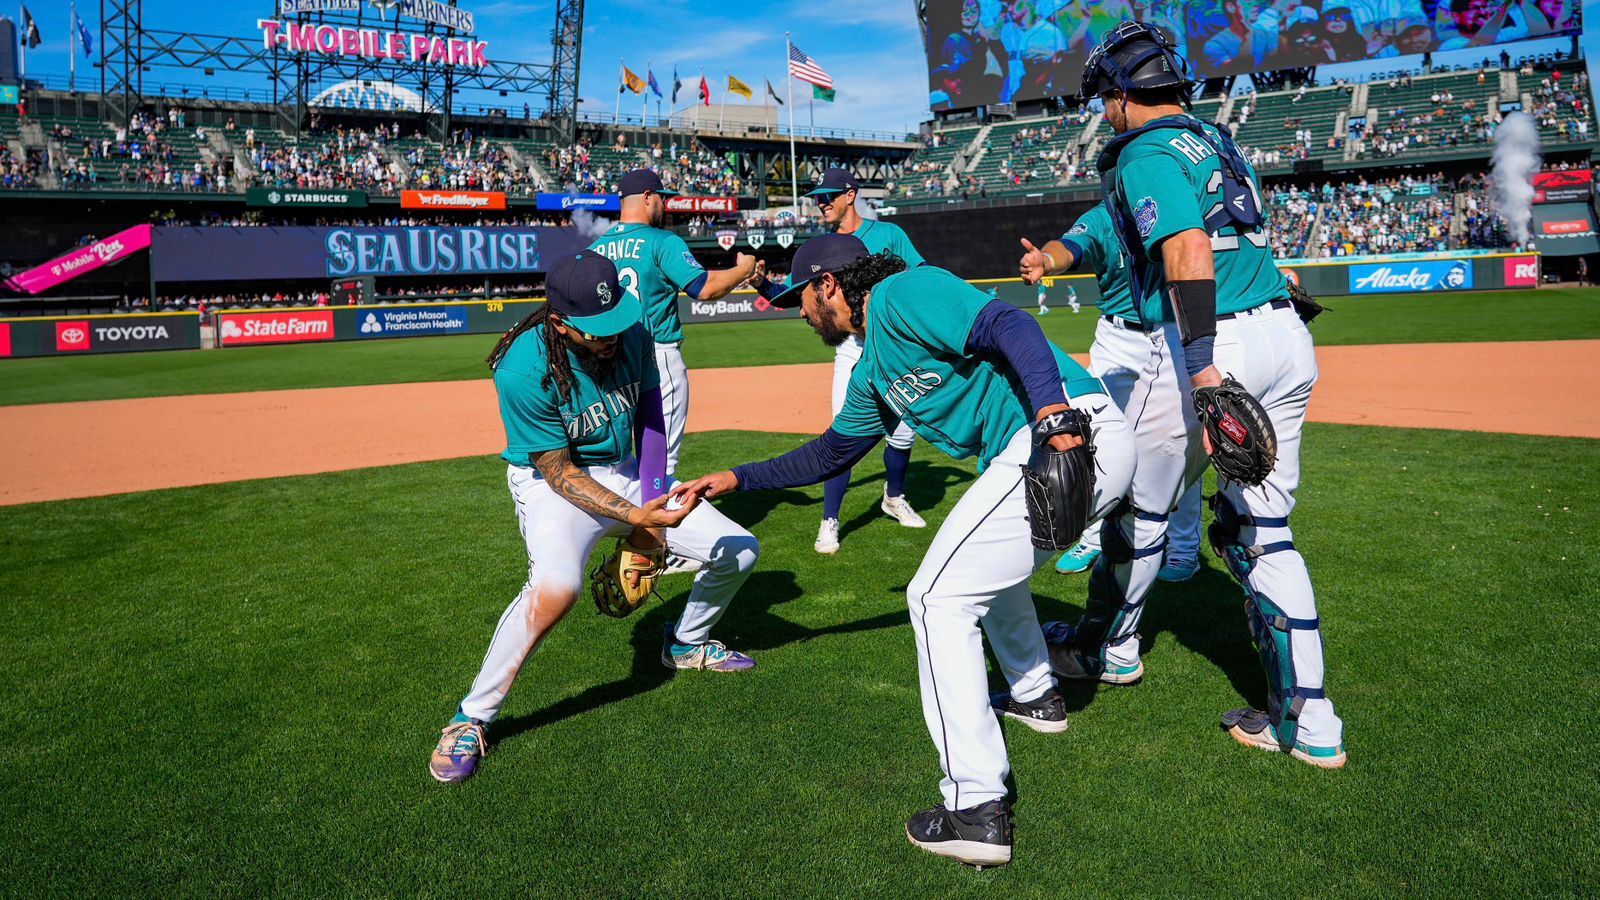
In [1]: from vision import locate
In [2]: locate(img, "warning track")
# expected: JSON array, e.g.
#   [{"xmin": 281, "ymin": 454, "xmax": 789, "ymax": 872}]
[{"xmin": 3, "ymin": 341, "xmax": 1596, "ymax": 506}]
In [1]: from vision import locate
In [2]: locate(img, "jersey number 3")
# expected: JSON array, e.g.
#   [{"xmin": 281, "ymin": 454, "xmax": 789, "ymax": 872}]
[{"xmin": 617, "ymin": 266, "xmax": 641, "ymax": 301}]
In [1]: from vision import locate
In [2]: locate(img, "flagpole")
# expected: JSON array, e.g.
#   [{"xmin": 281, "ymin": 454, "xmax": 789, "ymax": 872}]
[
  {"xmin": 809, "ymin": 91, "xmax": 814, "ymax": 138},
  {"xmin": 785, "ymin": 34, "xmax": 798, "ymax": 220},
  {"xmin": 642, "ymin": 60, "xmax": 650, "ymax": 128},
  {"xmin": 20, "ymin": 2, "xmax": 26, "ymax": 84},
  {"xmin": 719, "ymin": 70, "xmax": 726, "ymax": 131},
  {"xmin": 696, "ymin": 69, "xmax": 702, "ymax": 130},
  {"xmin": 614, "ymin": 59, "xmax": 623, "ymax": 125},
  {"xmin": 69, "ymin": 0, "xmax": 76, "ymax": 93}
]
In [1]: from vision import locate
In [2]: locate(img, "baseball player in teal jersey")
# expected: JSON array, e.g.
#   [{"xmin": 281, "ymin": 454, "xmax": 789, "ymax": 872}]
[
  {"xmin": 676, "ymin": 234, "xmax": 1136, "ymax": 867},
  {"xmin": 1019, "ymin": 202, "xmax": 1204, "ymax": 583},
  {"xmin": 753, "ymin": 167, "xmax": 929, "ymax": 555},
  {"xmin": 590, "ymin": 169, "xmax": 759, "ymax": 478},
  {"xmin": 427, "ymin": 250, "xmax": 761, "ymax": 785},
  {"xmin": 1052, "ymin": 22, "xmax": 1346, "ymax": 767}
]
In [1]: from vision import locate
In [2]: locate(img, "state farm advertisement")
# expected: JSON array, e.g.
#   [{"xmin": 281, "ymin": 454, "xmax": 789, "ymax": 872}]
[
  {"xmin": 217, "ymin": 310, "xmax": 335, "ymax": 347},
  {"xmin": 1503, "ymin": 256, "xmax": 1540, "ymax": 287},
  {"xmin": 400, "ymin": 190, "xmax": 506, "ymax": 211},
  {"xmin": 665, "ymin": 196, "xmax": 739, "ymax": 214},
  {"xmin": 3, "ymin": 224, "xmax": 154, "ymax": 295}
]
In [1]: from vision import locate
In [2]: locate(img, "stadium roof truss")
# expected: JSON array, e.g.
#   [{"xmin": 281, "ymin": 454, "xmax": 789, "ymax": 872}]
[{"xmin": 98, "ymin": 0, "xmax": 582, "ymax": 142}]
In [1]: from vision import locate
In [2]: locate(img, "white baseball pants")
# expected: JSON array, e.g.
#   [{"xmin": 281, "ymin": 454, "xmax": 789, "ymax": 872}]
[{"xmin": 655, "ymin": 342, "xmax": 690, "ymax": 477}]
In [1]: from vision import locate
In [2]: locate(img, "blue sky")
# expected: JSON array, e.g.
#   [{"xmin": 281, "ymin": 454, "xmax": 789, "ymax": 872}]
[{"xmin": 10, "ymin": 0, "xmax": 1599, "ymax": 133}]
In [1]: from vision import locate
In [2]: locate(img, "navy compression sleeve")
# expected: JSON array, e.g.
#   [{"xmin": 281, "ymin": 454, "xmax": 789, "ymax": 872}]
[
  {"xmin": 683, "ymin": 272, "xmax": 709, "ymax": 299},
  {"xmin": 732, "ymin": 428, "xmax": 881, "ymax": 491},
  {"xmin": 754, "ymin": 278, "xmax": 785, "ymax": 301},
  {"xmin": 966, "ymin": 299, "xmax": 1069, "ymax": 414}
]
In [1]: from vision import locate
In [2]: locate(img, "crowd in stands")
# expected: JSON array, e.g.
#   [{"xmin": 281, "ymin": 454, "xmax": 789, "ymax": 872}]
[
  {"xmin": 650, "ymin": 141, "xmax": 744, "ymax": 196},
  {"xmin": 0, "ymin": 142, "xmax": 43, "ymax": 188},
  {"xmin": 404, "ymin": 130, "xmax": 535, "ymax": 194},
  {"xmin": 1529, "ymin": 69, "xmax": 1592, "ymax": 140},
  {"xmin": 144, "ymin": 209, "xmax": 578, "ymax": 228},
  {"xmin": 248, "ymin": 123, "xmax": 403, "ymax": 193},
  {"xmin": 1264, "ymin": 173, "xmax": 1513, "ymax": 258},
  {"xmin": 544, "ymin": 137, "xmax": 620, "ymax": 194},
  {"xmin": 55, "ymin": 109, "xmax": 235, "ymax": 190}
]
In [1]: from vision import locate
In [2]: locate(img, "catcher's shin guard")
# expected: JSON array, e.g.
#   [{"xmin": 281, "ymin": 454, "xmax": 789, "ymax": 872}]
[
  {"xmin": 1072, "ymin": 502, "xmax": 1165, "ymax": 659},
  {"xmin": 1209, "ymin": 494, "xmax": 1323, "ymax": 748}
]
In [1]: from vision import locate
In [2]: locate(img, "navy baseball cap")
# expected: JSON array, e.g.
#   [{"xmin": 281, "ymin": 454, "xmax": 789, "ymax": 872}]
[
  {"xmin": 770, "ymin": 233, "xmax": 870, "ymax": 308},
  {"xmin": 545, "ymin": 250, "xmax": 640, "ymax": 337},
  {"xmin": 805, "ymin": 167, "xmax": 861, "ymax": 198},
  {"xmin": 617, "ymin": 168, "xmax": 679, "ymax": 199}
]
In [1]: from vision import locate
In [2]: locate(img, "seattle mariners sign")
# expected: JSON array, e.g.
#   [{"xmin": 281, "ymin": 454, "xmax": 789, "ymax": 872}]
[{"xmin": 278, "ymin": 0, "xmax": 476, "ymax": 31}]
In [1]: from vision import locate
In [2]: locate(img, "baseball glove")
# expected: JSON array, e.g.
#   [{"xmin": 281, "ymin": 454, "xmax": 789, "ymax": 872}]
[
  {"xmin": 1021, "ymin": 408, "xmax": 1096, "ymax": 552},
  {"xmin": 590, "ymin": 536, "xmax": 665, "ymax": 618},
  {"xmin": 1193, "ymin": 377, "xmax": 1277, "ymax": 486}
]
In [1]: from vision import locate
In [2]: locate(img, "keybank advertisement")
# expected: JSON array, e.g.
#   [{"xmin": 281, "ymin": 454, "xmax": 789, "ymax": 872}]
[
  {"xmin": 1348, "ymin": 260, "xmax": 1474, "ymax": 294},
  {"xmin": 150, "ymin": 226, "xmax": 588, "ymax": 282},
  {"xmin": 354, "ymin": 305, "xmax": 469, "ymax": 337}
]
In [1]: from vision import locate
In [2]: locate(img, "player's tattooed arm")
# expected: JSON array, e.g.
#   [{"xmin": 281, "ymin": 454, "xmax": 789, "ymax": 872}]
[
  {"xmin": 532, "ymin": 448, "xmax": 700, "ymax": 528},
  {"xmin": 533, "ymin": 448, "xmax": 637, "ymax": 522}
]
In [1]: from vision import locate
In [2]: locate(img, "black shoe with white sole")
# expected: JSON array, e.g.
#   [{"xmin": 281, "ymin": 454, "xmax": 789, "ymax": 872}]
[
  {"xmin": 905, "ymin": 799, "xmax": 1013, "ymax": 867},
  {"xmin": 990, "ymin": 688, "xmax": 1069, "ymax": 733}
]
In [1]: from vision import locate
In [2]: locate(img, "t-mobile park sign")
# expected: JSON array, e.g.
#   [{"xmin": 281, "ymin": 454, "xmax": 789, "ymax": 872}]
[{"xmin": 257, "ymin": 18, "xmax": 488, "ymax": 68}]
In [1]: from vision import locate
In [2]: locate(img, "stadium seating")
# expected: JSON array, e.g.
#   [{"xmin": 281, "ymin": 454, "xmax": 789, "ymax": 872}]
[
  {"xmin": 1230, "ymin": 85, "xmax": 1350, "ymax": 167},
  {"xmin": 1361, "ymin": 70, "xmax": 1500, "ymax": 159}
]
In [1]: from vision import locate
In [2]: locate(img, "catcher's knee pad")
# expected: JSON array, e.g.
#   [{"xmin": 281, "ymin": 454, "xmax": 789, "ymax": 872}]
[
  {"xmin": 1207, "ymin": 493, "xmax": 1291, "ymax": 585},
  {"xmin": 1244, "ymin": 590, "xmax": 1324, "ymax": 749}
]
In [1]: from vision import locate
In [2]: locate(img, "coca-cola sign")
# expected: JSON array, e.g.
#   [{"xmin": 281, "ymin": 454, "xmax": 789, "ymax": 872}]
[{"xmin": 665, "ymin": 196, "xmax": 739, "ymax": 214}]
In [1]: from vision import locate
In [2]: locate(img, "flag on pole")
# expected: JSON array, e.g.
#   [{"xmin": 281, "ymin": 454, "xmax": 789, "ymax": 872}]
[
  {"xmin": 787, "ymin": 40, "xmax": 833, "ymax": 89},
  {"xmin": 813, "ymin": 85, "xmax": 836, "ymax": 102},
  {"xmin": 699, "ymin": 76, "xmax": 711, "ymax": 106},
  {"xmin": 21, "ymin": 4, "xmax": 42, "ymax": 48},
  {"xmin": 727, "ymin": 75, "xmax": 752, "ymax": 100},
  {"xmin": 671, "ymin": 67, "xmax": 682, "ymax": 104},
  {"xmin": 766, "ymin": 79, "xmax": 784, "ymax": 105},
  {"xmin": 73, "ymin": 10, "xmax": 94, "ymax": 56},
  {"xmin": 622, "ymin": 66, "xmax": 647, "ymax": 94},
  {"xmin": 647, "ymin": 69, "xmax": 663, "ymax": 98}
]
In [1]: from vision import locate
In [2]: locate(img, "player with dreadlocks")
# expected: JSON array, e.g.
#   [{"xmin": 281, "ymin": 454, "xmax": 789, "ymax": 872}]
[{"xmin": 428, "ymin": 250, "xmax": 762, "ymax": 785}]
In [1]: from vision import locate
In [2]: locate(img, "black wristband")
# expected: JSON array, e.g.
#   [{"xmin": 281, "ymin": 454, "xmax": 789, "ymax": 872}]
[{"xmin": 1167, "ymin": 279, "xmax": 1218, "ymax": 346}]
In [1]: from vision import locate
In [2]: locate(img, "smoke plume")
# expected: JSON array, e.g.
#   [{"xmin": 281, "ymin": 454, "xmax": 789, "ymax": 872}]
[
  {"xmin": 1491, "ymin": 112, "xmax": 1541, "ymax": 246},
  {"xmin": 571, "ymin": 209, "xmax": 614, "ymax": 242}
]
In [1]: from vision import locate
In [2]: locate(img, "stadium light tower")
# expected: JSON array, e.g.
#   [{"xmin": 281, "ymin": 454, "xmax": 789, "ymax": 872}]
[
  {"xmin": 99, "ymin": 0, "xmax": 144, "ymax": 126},
  {"xmin": 548, "ymin": 0, "xmax": 583, "ymax": 147}
]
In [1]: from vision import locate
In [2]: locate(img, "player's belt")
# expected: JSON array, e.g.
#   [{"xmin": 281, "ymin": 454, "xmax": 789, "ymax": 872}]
[
  {"xmin": 1217, "ymin": 299, "xmax": 1292, "ymax": 322},
  {"xmin": 1101, "ymin": 314, "xmax": 1145, "ymax": 331}
]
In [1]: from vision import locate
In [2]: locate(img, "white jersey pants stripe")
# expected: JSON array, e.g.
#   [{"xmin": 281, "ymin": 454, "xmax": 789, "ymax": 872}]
[
  {"xmin": 1077, "ymin": 316, "xmax": 1202, "ymax": 561},
  {"xmin": 655, "ymin": 342, "xmax": 690, "ymax": 477},
  {"xmin": 907, "ymin": 394, "xmax": 1134, "ymax": 811},
  {"xmin": 459, "ymin": 460, "xmax": 759, "ymax": 723}
]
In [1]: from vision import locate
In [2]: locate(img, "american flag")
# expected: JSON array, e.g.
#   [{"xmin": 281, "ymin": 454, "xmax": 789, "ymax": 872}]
[{"xmin": 787, "ymin": 41, "xmax": 833, "ymax": 90}]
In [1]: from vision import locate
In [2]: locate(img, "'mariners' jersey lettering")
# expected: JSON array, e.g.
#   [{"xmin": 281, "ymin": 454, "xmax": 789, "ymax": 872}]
[
  {"xmin": 883, "ymin": 367, "xmax": 946, "ymax": 417},
  {"xmin": 565, "ymin": 382, "xmax": 641, "ymax": 440}
]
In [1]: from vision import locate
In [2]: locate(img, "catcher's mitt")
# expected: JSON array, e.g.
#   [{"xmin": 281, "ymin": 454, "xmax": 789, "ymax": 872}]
[
  {"xmin": 1193, "ymin": 377, "xmax": 1277, "ymax": 486},
  {"xmin": 590, "ymin": 537, "xmax": 665, "ymax": 618},
  {"xmin": 1021, "ymin": 408, "xmax": 1096, "ymax": 552}
]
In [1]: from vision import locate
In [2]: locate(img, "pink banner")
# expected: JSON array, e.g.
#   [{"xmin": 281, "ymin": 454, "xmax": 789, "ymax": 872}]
[{"xmin": 4, "ymin": 224, "xmax": 154, "ymax": 295}]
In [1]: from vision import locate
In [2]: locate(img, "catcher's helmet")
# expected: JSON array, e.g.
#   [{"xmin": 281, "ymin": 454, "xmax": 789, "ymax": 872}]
[{"xmin": 1077, "ymin": 20, "xmax": 1194, "ymax": 104}]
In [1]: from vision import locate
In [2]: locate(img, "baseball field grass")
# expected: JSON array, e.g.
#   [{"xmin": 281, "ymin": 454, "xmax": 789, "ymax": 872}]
[
  {"xmin": 2, "ymin": 286, "xmax": 1598, "ymax": 406},
  {"xmin": 2, "ymin": 425, "xmax": 1596, "ymax": 894}
]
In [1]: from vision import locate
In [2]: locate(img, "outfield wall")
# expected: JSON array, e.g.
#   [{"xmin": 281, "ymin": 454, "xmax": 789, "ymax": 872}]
[
  {"xmin": 213, "ymin": 298, "xmax": 543, "ymax": 348},
  {"xmin": 0, "ymin": 312, "xmax": 201, "ymax": 358}
]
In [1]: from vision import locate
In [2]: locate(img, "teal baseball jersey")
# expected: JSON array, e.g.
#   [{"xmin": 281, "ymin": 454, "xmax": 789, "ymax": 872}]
[
  {"xmin": 494, "ymin": 321, "xmax": 660, "ymax": 467},
  {"xmin": 831, "ymin": 266, "xmax": 1103, "ymax": 471},
  {"xmin": 1060, "ymin": 203, "xmax": 1134, "ymax": 319},
  {"xmin": 847, "ymin": 218, "xmax": 926, "ymax": 267},
  {"xmin": 590, "ymin": 222, "xmax": 706, "ymax": 344},
  {"xmin": 1108, "ymin": 117, "xmax": 1289, "ymax": 324}
]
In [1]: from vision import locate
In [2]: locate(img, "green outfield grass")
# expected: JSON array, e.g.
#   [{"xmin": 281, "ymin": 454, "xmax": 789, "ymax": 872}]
[
  {"xmin": 1, "ymin": 424, "xmax": 1595, "ymax": 894},
  {"xmin": 2, "ymin": 287, "xmax": 1597, "ymax": 407}
]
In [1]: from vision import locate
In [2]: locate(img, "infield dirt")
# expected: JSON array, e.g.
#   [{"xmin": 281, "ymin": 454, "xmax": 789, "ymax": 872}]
[{"xmin": 3, "ymin": 340, "xmax": 1597, "ymax": 506}]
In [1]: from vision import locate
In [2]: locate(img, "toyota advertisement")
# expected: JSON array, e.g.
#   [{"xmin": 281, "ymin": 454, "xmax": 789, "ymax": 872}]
[{"xmin": 0, "ymin": 312, "xmax": 202, "ymax": 359}]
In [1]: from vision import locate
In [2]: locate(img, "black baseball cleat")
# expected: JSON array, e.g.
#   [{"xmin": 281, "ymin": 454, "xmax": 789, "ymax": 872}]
[
  {"xmin": 905, "ymin": 799, "xmax": 1013, "ymax": 867},
  {"xmin": 990, "ymin": 688, "xmax": 1069, "ymax": 733}
]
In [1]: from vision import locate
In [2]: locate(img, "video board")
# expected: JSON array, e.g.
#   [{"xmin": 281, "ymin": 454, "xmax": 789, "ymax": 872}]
[{"xmin": 923, "ymin": 0, "xmax": 1581, "ymax": 110}]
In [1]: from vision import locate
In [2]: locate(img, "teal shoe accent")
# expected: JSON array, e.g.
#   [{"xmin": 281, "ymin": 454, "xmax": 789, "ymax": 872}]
[{"xmin": 1054, "ymin": 543, "xmax": 1100, "ymax": 574}]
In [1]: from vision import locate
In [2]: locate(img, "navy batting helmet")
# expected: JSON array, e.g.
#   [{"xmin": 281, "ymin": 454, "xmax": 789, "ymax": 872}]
[{"xmin": 1077, "ymin": 21, "xmax": 1194, "ymax": 105}]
